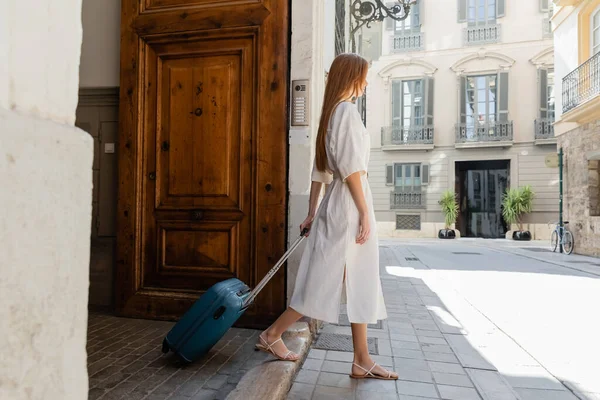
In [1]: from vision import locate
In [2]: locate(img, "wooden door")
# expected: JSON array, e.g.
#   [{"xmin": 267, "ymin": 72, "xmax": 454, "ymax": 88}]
[{"xmin": 117, "ymin": 0, "xmax": 289, "ymax": 328}]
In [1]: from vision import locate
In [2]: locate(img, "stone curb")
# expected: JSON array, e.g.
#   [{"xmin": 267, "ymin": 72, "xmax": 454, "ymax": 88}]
[{"xmin": 225, "ymin": 322, "xmax": 313, "ymax": 400}]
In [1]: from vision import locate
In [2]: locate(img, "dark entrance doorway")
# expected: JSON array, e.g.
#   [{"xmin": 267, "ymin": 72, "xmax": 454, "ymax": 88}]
[{"xmin": 456, "ymin": 160, "xmax": 510, "ymax": 238}]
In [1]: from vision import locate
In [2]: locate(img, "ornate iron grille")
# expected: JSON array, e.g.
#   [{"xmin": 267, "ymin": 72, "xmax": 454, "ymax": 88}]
[
  {"xmin": 455, "ymin": 121, "xmax": 513, "ymax": 143},
  {"xmin": 396, "ymin": 214, "xmax": 421, "ymax": 230},
  {"xmin": 381, "ymin": 125, "xmax": 434, "ymax": 146},
  {"xmin": 390, "ymin": 192, "xmax": 425, "ymax": 209},
  {"xmin": 464, "ymin": 24, "xmax": 501, "ymax": 46},
  {"xmin": 534, "ymin": 118, "xmax": 555, "ymax": 140},
  {"xmin": 391, "ymin": 32, "xmax": 424, "ymax": 53},
  {"xmin": 563, "ymin": 52, "xmax": 600, "ymax": 114},
  {"xmin": 335, "ymin": 0, "xmax": 346, "ymax": 56}
]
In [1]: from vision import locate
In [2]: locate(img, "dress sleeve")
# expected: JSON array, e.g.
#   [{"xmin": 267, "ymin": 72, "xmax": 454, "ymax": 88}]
[
  {"xmin": 332, "ymin": 103, "xmax": 366, "ymax": 182},
  {"xmin": 311, "ymin": 157, "xmax": 333, "ymax": 184}
]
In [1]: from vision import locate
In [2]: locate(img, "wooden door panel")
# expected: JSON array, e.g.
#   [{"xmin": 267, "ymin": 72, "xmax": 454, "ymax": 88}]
[
  {"xmin": 144, "ymin": 0, "xmax": 257, "ymax": 11},
  {"xmin": 143, "ymin": 221, "xmax": 242, "ymax": 291},
  {"xmin": 118, "ymin": 0, "xmax": 288, "ymax": 327},
  {"xmin": 155, "ymin": 50, "xmax": 244, "ymax": 209},
  {"xmin": 134, "ymin": 4, "xmax": 270, "ymax": 35}
]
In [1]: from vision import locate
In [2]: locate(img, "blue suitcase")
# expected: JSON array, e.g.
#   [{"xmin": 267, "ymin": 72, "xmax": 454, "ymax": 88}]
[{"xmin": 162, "ymin": 231, "xmax": 307, "ymax": 363}]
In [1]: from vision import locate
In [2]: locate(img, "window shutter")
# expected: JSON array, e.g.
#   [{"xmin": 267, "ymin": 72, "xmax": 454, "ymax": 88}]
[
  {"xmin": 421, "ymin": 163, "xmax": 430, "ymax": 185},
  {"xmin": 540, "ymin": 0, "xmax": 549, "ymax": 13},
  {"xmin": 386, "ymin": 3, "xmax": 395, "ymax": 30},
  {"xmin": 412, "ymin": 0, "xmax": 421, "ymax": 29},
  {"xmin": 539, "ymin": 68, "xmax": 548, "ymax": 119},
  {"xmin": 497, "ymin": 0, "xmax": 505, "ymax": 18},
  {"xmin": 392, "ymin": 80, "xmax": 402, "ymax": 126},
  {"xmin": 457, "ymin": 0, "xmax": 467, "ymax": 23},
  {"xmin": 386, "ymin": 164, "xmax": 394, "ymax": 186},
  {"xmin": 459, "ymin": 76, "xmax": 467, "ymax": 124},
  {"xmin": 498, "ymin": 71, "xmax": 509, "ymax": 122},
  {"xmin": 424, "ymin": 77, "xmax": 434, "ymax": 126}
]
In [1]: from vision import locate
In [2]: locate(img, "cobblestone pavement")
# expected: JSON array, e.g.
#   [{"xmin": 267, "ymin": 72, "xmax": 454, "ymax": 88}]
[
  {"xmin": 288, "ymin": 244, "xmax": 580, "ymax": 400},
  {"xmin": 87, "ymin": 314, "xmax": 268, "ymax": 400}
]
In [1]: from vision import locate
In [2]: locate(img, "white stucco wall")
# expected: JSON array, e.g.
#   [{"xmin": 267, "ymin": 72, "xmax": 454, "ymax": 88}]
[
  {"xmin": 79, "ymin": 0, "xmax": 122, "ymax": 88},
  {"xmin": 0, "ymin": 1, "xmax": 93, "ymax": 399},
  {"xmin": 287, "ymin": 0, "xmax": 336, "ymax": 302}
]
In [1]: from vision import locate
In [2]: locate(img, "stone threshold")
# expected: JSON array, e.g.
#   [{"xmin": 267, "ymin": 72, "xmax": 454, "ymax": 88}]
[{"xmin": 226, "ymin": 319, "xmax": 317, "ymax": 400}]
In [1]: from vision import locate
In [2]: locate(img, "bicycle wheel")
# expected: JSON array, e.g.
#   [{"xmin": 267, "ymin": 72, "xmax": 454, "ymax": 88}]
[
  {"xmin": 551, "ymin": 230, "xmax": 558, "ymax": 252},
  {"xmin": 563, "ymin": 230, "xmax": 574, "ymax": 255}
]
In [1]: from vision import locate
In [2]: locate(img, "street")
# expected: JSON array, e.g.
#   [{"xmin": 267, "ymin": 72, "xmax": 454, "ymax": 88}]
[
  {"xmin": 290, "ymin": 239, "xmax": 600, "ymax": 400},
  {"xmin": 386, "ymin": 239, "xmax": 600, "ymax": 400}
]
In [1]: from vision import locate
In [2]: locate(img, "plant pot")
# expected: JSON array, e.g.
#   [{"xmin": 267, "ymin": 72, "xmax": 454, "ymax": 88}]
[
  {"xmin": 512, "ymin": 230, "xmax": 532, "ymax": 241},
  {"xmin": 438, "ymin": 229, "xmax": 456, "ymax": 239}
]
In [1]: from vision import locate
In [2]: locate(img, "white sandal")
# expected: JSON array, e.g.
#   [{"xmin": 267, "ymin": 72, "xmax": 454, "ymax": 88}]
[
  {"xmin": 349, "ymin": 362, "xmax": 398, "ymax": 380},
  {"xmin": 255, "ymin": 334, "xmax": 299, "ymax": 361}
]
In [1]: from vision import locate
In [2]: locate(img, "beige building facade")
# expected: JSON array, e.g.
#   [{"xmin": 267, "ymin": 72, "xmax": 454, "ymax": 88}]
[
  {"xmin": 366, "ymin": 0, "xmax": 559, "ymax": 239},
  {"xmin": 553, "ymin": 0, "xmax": 600, "ymax": 256}
]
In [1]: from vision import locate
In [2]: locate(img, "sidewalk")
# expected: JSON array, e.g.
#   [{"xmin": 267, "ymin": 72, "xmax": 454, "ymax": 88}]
[
  {"xmin": 287, "ymin": 245, "xmax": 579, "ymax": 400},
  {"xmin": 86, "ymin": 315, "xmax": 310, "ymax": 400}
]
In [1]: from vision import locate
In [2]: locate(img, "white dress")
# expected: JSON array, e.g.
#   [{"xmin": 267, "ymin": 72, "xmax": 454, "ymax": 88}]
[{"xmin": 289, "ymin": 101, "xmax": 387, "ymax": 324}]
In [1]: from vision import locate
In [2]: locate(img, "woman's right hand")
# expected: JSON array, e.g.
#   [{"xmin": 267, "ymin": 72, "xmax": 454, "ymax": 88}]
[
  {"xmin": 300, "ymin": 215, "xmax": 314, "ymax": 237},
  {"xmin": 356, "ymin": 213, "xmax": 371, "ymax": 245}
]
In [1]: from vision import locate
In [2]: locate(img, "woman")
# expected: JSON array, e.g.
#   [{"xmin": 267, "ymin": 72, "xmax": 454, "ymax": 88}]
[{"xmin": 256, "ymin": 53, "xmax": 398, "ymax": 380}]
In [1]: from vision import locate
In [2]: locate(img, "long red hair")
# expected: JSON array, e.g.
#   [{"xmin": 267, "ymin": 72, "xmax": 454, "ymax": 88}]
[{"xmin": 315, "ymin": 53, "xmax": 369, "ymax": 172}]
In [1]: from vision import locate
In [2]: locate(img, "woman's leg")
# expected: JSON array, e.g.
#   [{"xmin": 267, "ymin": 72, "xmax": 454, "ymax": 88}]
[
  {"xmin": 258, "ymin": 307, "xmax": 303, "ymax": 360},
  {"xmin": 351, "ymin": 323, "xmax": 398, "ymax": 378}
]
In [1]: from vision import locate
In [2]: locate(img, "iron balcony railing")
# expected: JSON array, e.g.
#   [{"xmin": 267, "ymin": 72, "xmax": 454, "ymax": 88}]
[
  {"xmin": 381, "ymin": 125, "xmax": 434, "ymax": 147},
  {"xmin": 455, "ymin": 121, "xmax": 513, "ymax": 143},
  {"xmin": 534, "ymin": 118, "xmax": 555, "ymax": 140},
  {"xmin": 391, "ymin": 32, "xmax": 424, "ymax": 53},
  {"xmin": 390, "ymin": 191, "xmax": 426, "ymax": 209},
  {"xmin": 563, "ymin": 51, "xmax": 600, "ymax": 113},
  {"xmin": 464, "ymin": 24, "xmax": 501, "ymax": 46}
]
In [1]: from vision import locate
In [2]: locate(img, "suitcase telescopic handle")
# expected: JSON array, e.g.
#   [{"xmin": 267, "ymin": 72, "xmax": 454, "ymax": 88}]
[{"xmin": 242, "ymin": 228, "xmax": 309, "ymax": 309}]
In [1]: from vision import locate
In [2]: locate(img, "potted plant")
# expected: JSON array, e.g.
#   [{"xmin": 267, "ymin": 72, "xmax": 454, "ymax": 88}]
[
  {"xmin": 438, "ymin": 190, "xmax": 459, "ymax": 239},
  {"xmin": 502, "ymin": 185, "xmax": 535, "ymax": 241}
]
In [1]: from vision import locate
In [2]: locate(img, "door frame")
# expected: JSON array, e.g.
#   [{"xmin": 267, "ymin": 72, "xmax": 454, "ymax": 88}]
[{"xmin": 115, "ymin": 0, "xmax": 290, "ymax": 328}]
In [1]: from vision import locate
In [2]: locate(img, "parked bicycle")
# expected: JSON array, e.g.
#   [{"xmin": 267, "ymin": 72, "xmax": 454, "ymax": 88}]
[{"xmin": 549, "ymin": 221, "xmax": 574, "ymax": 255}]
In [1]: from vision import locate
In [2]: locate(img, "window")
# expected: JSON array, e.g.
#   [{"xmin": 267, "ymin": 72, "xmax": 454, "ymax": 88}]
[
  {"xmin": 468, "ymin": 0, "xmax": 496, "ymax": 25},
  {"xmin": 392, "ymin": 80, "xmax": 424, "ymax": 128},
  {"xmin": 592, "ymin": 8, "xmax": 600, "ymax": 55},
  {"xmin": 458, "ymin": 0, "xmax": 504, "ymax": 23},
  {"xmin": 394, "ymin": 0, "xmax": 420, "ymax": 34},
  {"xmin": 547, "ymin": 70, "xmax": 555, "ymax": 122},
  {"xmin": 465, "ymin": 75, "xmax": 497, "ymax": 128},
  {"xmin": 459, "ymin": 72, "xmax": 509, "ymax": 141},
  {"xmin": 395, "ymin": 164, "xmax": 421, "ymax": 191},
  {"xmin": 386, "ymin": 163, "xmax": 430, "ymax": 190},
  {"xmin": 538, "ymin": 68, "xmax": 555, "ymax": 121}
]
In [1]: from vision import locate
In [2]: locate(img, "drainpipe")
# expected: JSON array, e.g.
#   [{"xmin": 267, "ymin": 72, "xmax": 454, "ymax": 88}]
[{"xmin": 559, "ymin": 147, "xmax": 564, "ymax": 253}]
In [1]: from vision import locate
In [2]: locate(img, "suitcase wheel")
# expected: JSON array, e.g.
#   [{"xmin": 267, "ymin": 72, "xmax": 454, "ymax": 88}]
[{"xmin": 161, "ymin": 338, "xmax": 170, "ymax": 354}]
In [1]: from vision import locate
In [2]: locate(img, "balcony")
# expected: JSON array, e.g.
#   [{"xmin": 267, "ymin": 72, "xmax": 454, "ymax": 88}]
[
  {"xmin": 391, "ymin": 32, "xmax": 423, "ymax": 53},
  {"xmin": 534, "ymin": 118, "xmax": 556, "ymax": 145},
  {"xmin": 381, "ymin": 126, "xmax": 434, "ymax": 151},
  {"xmin": 455, "ymin": 121, "xmax": 513, "ymax": 149},
  {"xmin": 562, "ymin": 52, "xmax": 600, "ymax": 122},
  {"xmin": 390, "ymin": 191, "xmax": 425, "ymax": 210},
  {"xmin": 464, "ymin": 24, "xmax": 501, "ymax": 46}
]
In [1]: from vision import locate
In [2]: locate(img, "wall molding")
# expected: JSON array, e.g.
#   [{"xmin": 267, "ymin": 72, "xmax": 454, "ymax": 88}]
[
  {"xmin": 529, "ymin": 46, "xmax": 555, "ymax": 68},
  {"xmin": 78, "ymin": 87, "xmax": 120, "ymax": 107},
  {"xmin": 451, "ymin": 49, "xmax": 516, "ymax": 75}
]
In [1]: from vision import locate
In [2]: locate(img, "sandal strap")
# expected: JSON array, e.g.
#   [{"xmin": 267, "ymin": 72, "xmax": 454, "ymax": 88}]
[
  {"xmin": 366, "ymin": 363, "xmax": 377, "ymax": 377},
  {"xmin": 260, "ymin": 335, "xmax": 282, "ymax": 352},
  {"xmin": 353, "ymin": 362, "xmax": 378, "ymax": 377}
]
